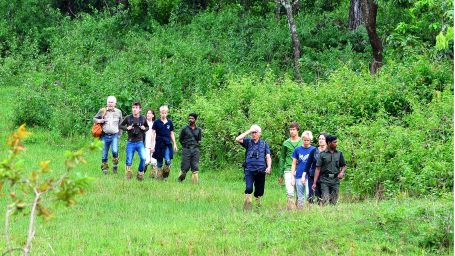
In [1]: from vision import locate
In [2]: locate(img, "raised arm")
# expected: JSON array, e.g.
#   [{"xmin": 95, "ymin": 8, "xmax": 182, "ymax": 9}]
[{"xmin": 235, "ymin": 128, "xmax": 252, "ymax": 144}]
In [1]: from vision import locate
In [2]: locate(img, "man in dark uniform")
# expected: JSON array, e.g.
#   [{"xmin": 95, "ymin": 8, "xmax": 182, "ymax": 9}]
[
  {"xmin": 312, "ymin": 135, "xmax": 346, "ymax": 205},
  {"xmin": 178, "ymin": 113, "xmax": 202, "ymax": 183}
]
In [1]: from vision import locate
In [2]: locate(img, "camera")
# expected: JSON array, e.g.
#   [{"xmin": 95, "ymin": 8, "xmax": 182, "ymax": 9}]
[
  {"xmin": 132, "ymin": 122, "xmax": 140, "ymax": 135},
  {"xmin": 251, "ymin": 151, "xmax": 259, "ymax": 159}
]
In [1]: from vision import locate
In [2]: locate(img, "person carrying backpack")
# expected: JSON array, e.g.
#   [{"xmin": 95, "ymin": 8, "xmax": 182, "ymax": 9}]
[
  {"xmin": 93, "ymin": 96, "xmax": 123, "ymax": 175},
  {"xmin": 235, "ymin": 124, "xmax": 272, "ymax": 211},
  {"xmin": 120, "ymin": 102, "xmax": 149, "ymax": 180}
]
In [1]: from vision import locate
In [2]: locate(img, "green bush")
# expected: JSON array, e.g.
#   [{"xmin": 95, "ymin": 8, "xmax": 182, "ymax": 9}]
[{"xmin": 178, "ymin": 63, "xmax": 453, "ymax": 198}]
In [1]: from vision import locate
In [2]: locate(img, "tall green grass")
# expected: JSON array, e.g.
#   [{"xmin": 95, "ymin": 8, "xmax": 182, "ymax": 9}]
[{"xmin": 0, "ymin": 86, "xmax": 453, "ymax": 255}]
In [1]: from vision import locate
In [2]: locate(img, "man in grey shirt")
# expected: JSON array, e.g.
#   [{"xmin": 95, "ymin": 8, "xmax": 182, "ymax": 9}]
[{"xmin": 93, "ymin": 96, "xmax": 123, "ymax": 174}]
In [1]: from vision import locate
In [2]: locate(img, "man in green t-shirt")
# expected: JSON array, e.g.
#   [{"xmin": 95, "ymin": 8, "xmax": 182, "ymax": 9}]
[{"xmin": 279, "ymin": 122, "xmax": 302, "ymax": 210}]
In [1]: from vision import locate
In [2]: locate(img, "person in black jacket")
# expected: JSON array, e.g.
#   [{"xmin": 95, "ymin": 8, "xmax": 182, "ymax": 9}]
[
  {"xmin": 178, "ymin": 113, "xmax": 202, "ymax": 183},
  {"xmin": 120, "ymin": 102, "xmax": 149, "ymax": 180}
]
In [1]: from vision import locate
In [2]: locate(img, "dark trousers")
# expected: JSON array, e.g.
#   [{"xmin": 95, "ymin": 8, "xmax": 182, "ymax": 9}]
[
  {"xmin": 308, "ymin": 175, "xmax": 322, "ymax": 203},
  {"xmin": 180, "ymin": 147, "xmax": 200, "ymax": 172},
  {"xmin": 320, "ymin": 182, "xmax": 339, "ymax": 205},
  {"xmin": 244, "ymin": 170, "xmax": 266, "ymax": 197}
]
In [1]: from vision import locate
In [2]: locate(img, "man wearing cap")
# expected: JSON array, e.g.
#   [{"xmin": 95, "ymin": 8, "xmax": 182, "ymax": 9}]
[
  {"xmin": 312, "ymin": 135, "xmax": 346, "ymax": 205},
  {"xmin": 178, "ymin": 113, "xmax": 202, "ymax": 183},
  {"xmin": 236, "ymin": 124, "xmax": 272, "ymax": 211}
]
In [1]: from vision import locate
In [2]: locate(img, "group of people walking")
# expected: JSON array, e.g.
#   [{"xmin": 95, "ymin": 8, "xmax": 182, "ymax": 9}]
[
  {"xmin": 236, "ymin": 122, "xmax": 346, "ymax": 211},
  {"xmin": 93, "ymin": 96, "xmax": 201, "ymax": 183},
  {"xmin": 93, "ymin": 96, "xmax": 347, "ymax": 209}
]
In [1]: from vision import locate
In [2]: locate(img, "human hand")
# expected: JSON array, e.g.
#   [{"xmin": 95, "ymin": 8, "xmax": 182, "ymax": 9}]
[
  {"xmin": 312, "ymin": 183, "xmax": 316, "ymax": 191},
  {"xmin": 174, "ymin": 145, "xmax": 178, "ymax": 152},
  {"xmin": 338, "ymin": 172, "xmax": 345, "ymax": 179},
  {"xmin": 150, "ymin": 148, "xmax": 155, "ymax": 153},
  {"xmin": 140, "ymin": 125, "xmax": 146, "ymax": 130},
  {"xmin": 265, "ymin": 167, "xmax": 271, "ymax": 175},
  {"xmin": 127, "ymin": 125, "xmax": 133, "ymax": 130},
  {"xmin": 301, "ymin": 178, "xmax": 306, "ymax": 185},
  {"xmin": 291, "ymin": 177, "xmax": 295, "ymax": 186}
]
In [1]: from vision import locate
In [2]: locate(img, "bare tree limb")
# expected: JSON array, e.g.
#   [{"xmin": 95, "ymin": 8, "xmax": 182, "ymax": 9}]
[
  {"xmin": 4, "ymin": 205, "xmax": 13, "ymax": 256},
  {"xmin": 24, "ymin": 189, "xmax": 41, "ymax": 256}
]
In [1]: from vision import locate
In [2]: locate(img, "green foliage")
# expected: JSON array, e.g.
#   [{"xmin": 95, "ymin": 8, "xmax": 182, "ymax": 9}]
[
  {"xmin": 386, "ymin": 0, "xmax": 454, "ymax": 57},
  {"xmin": 0, "ymin": 125, "xmax": 101, "ymax": 254},
  {"xmin": 180, "ymin": 60, "xmax": 453, "ymax": 198},
  {"xmin": 436, "ymin": 26, "xmax": 454, "ymax": 51},
  {"xmin": 1, "ymin": 2, "xmax": 453, "ymax": 199}
]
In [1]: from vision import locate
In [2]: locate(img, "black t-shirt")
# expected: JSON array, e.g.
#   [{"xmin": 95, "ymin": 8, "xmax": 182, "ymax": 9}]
[
  {"xmin": 120, "ymin": 115, "xmax": 149, "ymax": 142},
  {"xmin": 179, "ymin": 125, "xmax": 202, "ymax": 148}
]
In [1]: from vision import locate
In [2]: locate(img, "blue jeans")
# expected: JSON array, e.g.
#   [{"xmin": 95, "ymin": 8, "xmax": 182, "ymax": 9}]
[
  {"xmin": 157, "ymin": 146, "xmax": 171, "ymax": 168},
  {"xmin": 125, "ymin": 141, "xmax": 146, "ymax": 172},
  {"xmin": 101, "ymin": 133, "xmax": 118, "ymax": 163},
  {"xmin": 295, "ymin": 177, "xmax": 306, "ymax": 206}
]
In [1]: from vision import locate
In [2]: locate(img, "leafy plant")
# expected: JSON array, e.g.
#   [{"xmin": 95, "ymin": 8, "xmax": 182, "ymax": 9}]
[{"xmin": 1, "ymin": 125, "xmax": 101, "ymax": 255}]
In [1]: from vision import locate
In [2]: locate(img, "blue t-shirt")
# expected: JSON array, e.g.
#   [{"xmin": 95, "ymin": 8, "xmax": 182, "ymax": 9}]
[
  {"xmin": 241, "ymin": 138, "xmax": 271, "ymax": 172},
  {"xmin": 292, "ymin": 145, "xmax": 316, "ymax": 179}
]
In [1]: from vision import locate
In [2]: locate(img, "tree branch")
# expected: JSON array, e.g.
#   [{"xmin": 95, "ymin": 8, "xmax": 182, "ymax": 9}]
[
  {"xmin": 23, "ymin": 189, "xmax": 41, "ymax": 256},
  {"xmin": 4, "ymin": 205, "xmax": 13, "ymax": 256}
]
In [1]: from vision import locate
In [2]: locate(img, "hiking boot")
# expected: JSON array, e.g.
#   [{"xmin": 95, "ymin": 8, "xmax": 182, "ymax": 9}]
[
  {"xmin": 125, "ymin": 166, "xmax": 132, "ymax": 180},
  {"xmin": 101, "ymin": 162, "xmax": 109, "ymax": 175},
  {"xmin": 112, "ymin": 158, "xmax": 119, "ymax": 174},
  {"xmin": 255, "ymin": 196, "xmax": 262, "ymax": 208},
  {"xmin": 162, "ymin": 165, "xmax": 171, "ymax": 178},
  {"xmin": 243, "ymin": 194, "xmax": 253, "ymax": 211},
  {"xmin": 191, "ymin": 172, "xmax": 199, "ymax": 184},
  {"xmin": 150, "ymin": 166, "xmax": 157, "ymax": 179},
  {"xmin": 296, "ymin": 199, "xmax": 304, "ymax": 209},
  {"xmin": 136, "ymin": 171, "xmax": 144, "ymax": 181},
  {"xmin": 178, "ymin": 170, "xmax": 187, "ymax": 182},
  {"xmin": 156, "ymin": 168, "xmax": 163, "ymax": 180},
  {"xmin": 286, "ymin": 197, "xmax": 296, "ymax": 211}
]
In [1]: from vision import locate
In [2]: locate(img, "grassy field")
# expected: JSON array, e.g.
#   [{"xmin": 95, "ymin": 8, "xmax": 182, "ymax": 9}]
[{"xmin": 0, "ymin": 86, "xmax": 453, "ymax": 255}]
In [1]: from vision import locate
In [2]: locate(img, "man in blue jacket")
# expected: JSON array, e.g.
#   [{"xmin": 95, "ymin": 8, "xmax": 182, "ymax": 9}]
[{"xmin": 236, "ymin": 124, "xmax": 272, "ymax": 211}]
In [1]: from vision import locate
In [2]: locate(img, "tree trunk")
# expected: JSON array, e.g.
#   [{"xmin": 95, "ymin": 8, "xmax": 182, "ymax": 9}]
[
  {"xmin": 363, "ymin": 0, "xmax": 382, "ymax": 75},
  {"xmin": 281, "ymin": 0, "xmax": 302, "ymax": 81},
  {"xmin": 348, "ymin": 0, "xmax": 362, "ymax": 30},
  {"xmin": 116, "ymin": 0, "xmax": 129, "ymax": 10},
  {"xmin": 275, "ymin": 0, "xmax": 281, "ymax": 21}
]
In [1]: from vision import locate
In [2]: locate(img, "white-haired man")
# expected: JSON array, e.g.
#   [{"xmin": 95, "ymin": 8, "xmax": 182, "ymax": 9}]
[
  {"xmin": 93, "ymin": 96, "xmax": 123, "ymax": 174},
  {"xmin": 236, "ymin": 124, "xmax": 272, "ymax": 211}
]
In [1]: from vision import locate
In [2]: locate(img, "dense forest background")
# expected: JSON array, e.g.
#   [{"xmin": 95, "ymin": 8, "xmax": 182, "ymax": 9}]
[{"xmin": 1, "ymin": 0, "xmax": 453, "ymax": 199}]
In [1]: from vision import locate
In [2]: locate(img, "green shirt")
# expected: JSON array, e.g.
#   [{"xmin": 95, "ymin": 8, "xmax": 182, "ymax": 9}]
[
  {"xmin": 279, "ymin": 138, "xmax": 302, "ymax": 173},
  {"xmin": 316, "ymin": 149, "xmax": 346, "ymax": 184}
]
